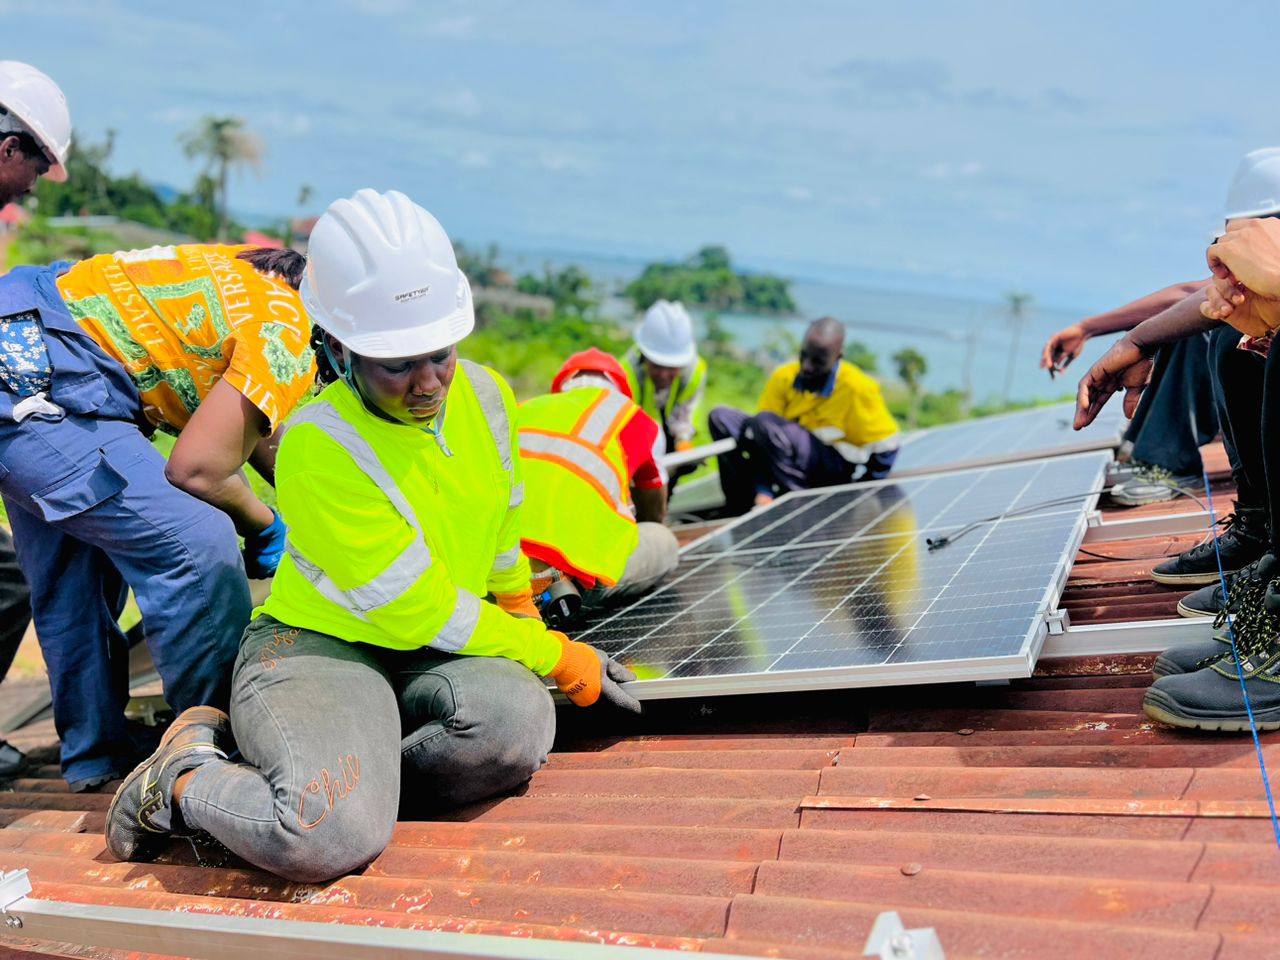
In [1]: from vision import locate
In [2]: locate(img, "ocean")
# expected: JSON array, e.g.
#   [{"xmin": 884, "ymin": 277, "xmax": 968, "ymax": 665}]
[{"xmin": 502, "ymin": 247, "xmax": 1113, "ymax": 405}]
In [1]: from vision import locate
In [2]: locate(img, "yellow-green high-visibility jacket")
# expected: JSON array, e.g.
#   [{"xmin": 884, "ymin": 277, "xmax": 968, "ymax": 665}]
[
  {"xmin": 518, "ymin": 387, "xmax": 641, "ymax": 588},
  {"xmin": 259, "ymin": 360, "xmax": 562, "ymax": 676},
  {"xmin": 620, "ymin": 347, "xmax": 706, "ymax": 448}
]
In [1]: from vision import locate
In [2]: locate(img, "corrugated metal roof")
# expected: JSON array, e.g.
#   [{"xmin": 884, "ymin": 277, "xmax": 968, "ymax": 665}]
[{"xmin": 3, "ymin": 446, "xmax": 1277, "ymax": 959}]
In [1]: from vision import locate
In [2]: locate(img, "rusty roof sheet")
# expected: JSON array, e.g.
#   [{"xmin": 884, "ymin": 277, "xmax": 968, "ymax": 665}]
[{"xmin": 3, "ymin": 445, "xmax": 1278, "ymax": 959}]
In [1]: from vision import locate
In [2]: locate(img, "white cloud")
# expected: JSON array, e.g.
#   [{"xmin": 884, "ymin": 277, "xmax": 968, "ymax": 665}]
[
  {"xmin": 261, "ymin": 112, "xmax": 312, "ymax": 137},
  {"xmin": 783, "ymin": 185, "xmax": 813, "ymax": 203},
  {"xmin": 459, "ymin": 149, "xmax": 492, "ymax": 169},
  {"xmin": 151, "ymin": 105, "xmax": 198, "ymax": 125}
]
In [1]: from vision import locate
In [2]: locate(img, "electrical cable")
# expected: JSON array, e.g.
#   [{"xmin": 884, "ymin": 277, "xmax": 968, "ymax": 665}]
[{"xmin": 1202, "ymin": 463, "xmax": 1280, "ymax": 850}]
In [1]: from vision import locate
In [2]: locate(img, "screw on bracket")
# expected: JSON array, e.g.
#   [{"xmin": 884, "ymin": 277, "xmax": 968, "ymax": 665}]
[
  {"xmin": 863, "ymin": 911, "xmax": 945, "ymax": 960},
  {"xmin": 4, "ymin": 915, "xmax": 20, "ymax": 929}
]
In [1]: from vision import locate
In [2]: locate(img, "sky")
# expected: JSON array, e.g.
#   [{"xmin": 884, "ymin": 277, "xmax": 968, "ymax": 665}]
[{"xmin": 11, "ymin": 0, "xmax": 1280, "ymax": 312}]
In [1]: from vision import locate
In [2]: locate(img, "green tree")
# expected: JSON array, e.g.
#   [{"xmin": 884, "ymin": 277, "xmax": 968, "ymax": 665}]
[
  {"xmin": 844, "ymin": 339, "xmax": 878, "ymax": 374},
  {"xmin": 893, "ymin": 347, "xmax": 928, "ymax": 429},
  {"xmin": 179, "ymin": 116, "xmax": 263, "ymax": 242}
]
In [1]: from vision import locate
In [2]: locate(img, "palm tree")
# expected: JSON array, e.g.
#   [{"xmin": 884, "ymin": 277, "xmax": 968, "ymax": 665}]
[
  {"xmin": 179, "ymin": 116, "xmax": 263, "ymax": 242},
  {"xmin": 1000, "ymin": 291, "xmax": 1033, "ymax": 404},
  {"xmin": 893, "ymin": 347, "xmax": 928, "ymax": 429}
]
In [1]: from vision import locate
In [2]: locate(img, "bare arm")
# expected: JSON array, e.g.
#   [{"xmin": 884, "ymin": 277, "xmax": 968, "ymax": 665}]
[
  {"xmin": 247, "ymin": 424, "xmax": 285, "ymax": 487},
  {"xmin": 632, "ymin": 484, "xmax": 667, "ymax": 524},
  {"xmin": 1040, "ymin": 280, "xmax": 1209, "ymax": 376},
  {"xmin": 166, "ymin": 378, "xmax": 277, "ymax": 536},
  {"xmin": 1125, "ymin": 286, "xmax": 1216, "ymax": 354}
]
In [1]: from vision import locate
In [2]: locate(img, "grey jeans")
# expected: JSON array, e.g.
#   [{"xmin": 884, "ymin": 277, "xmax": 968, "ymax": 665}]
[
  {"xmin": 582, "ymin": 521, "xmax": 680, "ymax": 608},
  {"xmin": 178, "ymin": 615, "xmax": 556, "ymax": 883}
]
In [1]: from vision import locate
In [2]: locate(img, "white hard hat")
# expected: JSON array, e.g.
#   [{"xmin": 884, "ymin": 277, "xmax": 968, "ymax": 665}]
[
  {"xmin": 635, "ymin": 299, "xmax": 696, "ymax": 368},
  {"xmin": 0, "ymin": 61, "xmax": 70, "ymax": 183},
  {"xmin": 300, "ymin": 188, "xmax": 474, "ymax": 359},
  {"xmin": 1223, "ymin": 147, "xmax": 1280, "ymax": 221}
]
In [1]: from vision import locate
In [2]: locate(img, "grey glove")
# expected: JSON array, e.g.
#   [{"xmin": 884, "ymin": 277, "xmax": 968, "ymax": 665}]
[{"xmin": 593, "ymin": 646, "xmax": 641, "ymax": 713}]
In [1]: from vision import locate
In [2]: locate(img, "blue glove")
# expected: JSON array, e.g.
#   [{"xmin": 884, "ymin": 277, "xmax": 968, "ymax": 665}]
[{"xmin": 243, "ymin": 509, "xmax": 287, "ymax": 580}]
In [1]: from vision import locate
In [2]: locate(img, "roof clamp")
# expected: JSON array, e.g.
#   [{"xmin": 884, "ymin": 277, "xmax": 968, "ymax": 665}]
[
  {"xmin": 863, "ymin": 910, "xmax": 946, "ymax": 959},
  {"xmin": 1045, "ymin": 608, "xmax": 1071, "ymax": 635},
  {"xmin": 0, "ymin": 868, "xmax": 31, "ymax": 929}
]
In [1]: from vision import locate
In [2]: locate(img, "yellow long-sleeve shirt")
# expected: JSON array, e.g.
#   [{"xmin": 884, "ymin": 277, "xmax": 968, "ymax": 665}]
[
  {"xmin": 759, "ymin": 360, "xmax": 898, "ymax": 452},
  {"xmin": 260, "ymin": 362, "xmax": 562, "ymax": 676}
]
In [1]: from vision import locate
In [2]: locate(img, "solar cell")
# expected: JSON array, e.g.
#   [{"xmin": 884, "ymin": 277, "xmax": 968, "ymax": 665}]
[
  {"xmin": 578, "ymin": 452, "xmax": 1109, "ymax": 698},
  {"xmin": 891, "ymin": 401, "xmax": 1125, "ymax": 477}
]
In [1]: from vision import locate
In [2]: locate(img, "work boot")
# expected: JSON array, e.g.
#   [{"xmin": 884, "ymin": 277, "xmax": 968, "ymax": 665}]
[
  {"xmin": 1151, "ymin": 637, "xmax": 1232, "ymax": 678},
  {"xmin": 1151, "ymin": 504, "xmax": 1269, "ymax": 586},
  {"xmin": 0, "ymin": 740, "xmax": 25, "ymax": 780},
  {"xmin": 1144, "ymin": 579, "xmax": 1280, "ymax": 730},
  {"xmin": 1109, "ymin": 464, "xmax": 1202, "ymax": 507},
  {"xmin": 105, "ymin": 706, "xmax": 230, "ymax": 863},
  {"xmin": 1176, "ymin": 552, "xmax": 1278, "ymax": 619}
]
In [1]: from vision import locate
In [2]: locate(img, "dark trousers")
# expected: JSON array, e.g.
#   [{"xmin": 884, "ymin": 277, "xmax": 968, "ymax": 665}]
[
  {"xmin": 0, "ymin": 530, "xmax": 30, "ymax": 686},
  {"xmin": 1126, "ymin": 334, "xmax": 1218, "ymax": 476},
  {"xmin": 1208, "ymin": 327, "xmax": 1278, "ymax": 547},
  {"xmin": 708, "ymin": 407, "xmax": 896, "ymax": 515}
]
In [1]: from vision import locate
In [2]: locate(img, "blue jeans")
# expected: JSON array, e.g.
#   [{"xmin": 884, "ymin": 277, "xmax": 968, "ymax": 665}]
[
  {"xmin": 0, "ymin": 415, "xmax": 248, "ymax": 787},
  {"xmin": 179, "ymin": 615, "xmax": 557, "ymax": 883},
  {"xmin": 1126, "ymin": 334, "xmax": 1217, "ymax": 476}
]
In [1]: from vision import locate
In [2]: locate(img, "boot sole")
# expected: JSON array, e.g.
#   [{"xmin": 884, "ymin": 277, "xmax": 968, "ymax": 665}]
[
  {"xmin": 1151, "ymin": 569, "xmax": 1235, "ymax": 586},
  {"xmin": 1142, "ymin": 694, "xmax": 1280, "ymax": 732},
  {"xmin": 105, "ymin": 706, "xmax": 229, "ymax": 862},
  {"xmin": 1176, "ymin": 598, "xmax": 1220, "ymax": 619}
]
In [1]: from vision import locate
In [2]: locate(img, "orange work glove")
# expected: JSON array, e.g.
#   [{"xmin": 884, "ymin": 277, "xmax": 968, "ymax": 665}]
[
  {"xmin": 547, "ymin": 632, "xmax": 641, "ymax": 713},
  {"xmin": 494, "ymin": 588, "xmax": 541, "ymax": 620}
]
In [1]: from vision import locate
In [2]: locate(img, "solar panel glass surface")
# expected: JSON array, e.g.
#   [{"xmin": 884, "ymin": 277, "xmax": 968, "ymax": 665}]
[{"xmin": 578, "ymin": 451, "xmax": 1109, "ymax": 697}]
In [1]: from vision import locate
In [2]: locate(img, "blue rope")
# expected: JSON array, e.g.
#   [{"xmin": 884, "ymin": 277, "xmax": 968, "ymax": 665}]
[{"xmin": 1201, "ymin": 466, "xmax": 1280, "ymax": 849}]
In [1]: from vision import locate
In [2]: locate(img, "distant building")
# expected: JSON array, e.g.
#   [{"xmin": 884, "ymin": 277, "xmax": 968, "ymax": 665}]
[{"xmin": 242, "ymin": 230, "xmax": 283, "ymax": 249}]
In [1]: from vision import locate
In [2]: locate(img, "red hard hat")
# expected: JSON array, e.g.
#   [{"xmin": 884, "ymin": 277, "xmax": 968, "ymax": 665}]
[{"xmin": 551, "ymin": 348, "xmax": 633, "ymax": 400}]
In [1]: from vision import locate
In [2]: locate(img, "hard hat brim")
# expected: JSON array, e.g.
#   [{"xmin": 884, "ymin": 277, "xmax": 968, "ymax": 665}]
[{"xmin": 636, "ymin": 345, "xmax": 696, "ymax": 369}]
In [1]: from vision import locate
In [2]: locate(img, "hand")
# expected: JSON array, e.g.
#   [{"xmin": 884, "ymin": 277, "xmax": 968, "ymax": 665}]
[
  {"xmin": 1074, "ymin": 337, "xmax": 1153, "ymax": 429},
  {"xmin": 1040, "ymin": 323, "xmax": 1088, "ymax": 377},
  {"xmin": 1200, "ymin": 275, "xmax": 1280, "ymax": 336},
  {"xmin": 547, "ymin": 634, "xmax": 641, "ymax": 713},
  {"xmin": 494, "ymin": 588, "xmax": 542, "ymax": 620},
  {"xmin": 242, "ymin": 508, "xmax": 287, "ymax": 579},
  {"xmin": 1207, "ymin": 218, "xmax": 1280, "ymax": 298}
]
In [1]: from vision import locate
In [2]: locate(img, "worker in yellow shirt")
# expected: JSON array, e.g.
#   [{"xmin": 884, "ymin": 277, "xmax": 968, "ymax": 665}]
[
  {"xmin": 708, "ymin": 317, "xmax": 899, "ymax": 515},
  {"xmin": 105, "ymin": 190, "xmax": 639, "ymax": 883}
]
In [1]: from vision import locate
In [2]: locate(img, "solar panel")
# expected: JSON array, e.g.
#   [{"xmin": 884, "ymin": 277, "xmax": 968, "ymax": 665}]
[
  {"xmin": 891, "ymin": 402, "xmax": 1125, "ymax": 477},
  {"xmin": 579, "ymin": 451, "xmax": 1109, "ymax": 698}
]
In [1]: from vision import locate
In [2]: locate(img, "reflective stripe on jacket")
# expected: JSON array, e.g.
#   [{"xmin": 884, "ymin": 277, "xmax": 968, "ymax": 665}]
[
  {"xmin": 517, "ymin": 387, "xmax": 641, "ymax": 587},
  {"xmin": 259, "ymin": 360, "xmax": 561, "ymax": 676},
  {"xmin": 620, "ymin": 348, "xmax": 706, "ymax": 446}
]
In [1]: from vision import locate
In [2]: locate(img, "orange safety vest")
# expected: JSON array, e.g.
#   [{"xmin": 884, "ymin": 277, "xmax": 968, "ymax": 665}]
[{"xmin": 517, "ymin": 387, "xmax": 640, "ymax": 587}]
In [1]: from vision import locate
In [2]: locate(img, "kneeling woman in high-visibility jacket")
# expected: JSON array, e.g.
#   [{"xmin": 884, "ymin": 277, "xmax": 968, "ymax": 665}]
[{"xmin": 103, "ymin": 189, "xmax": 639, "ymax": 883}]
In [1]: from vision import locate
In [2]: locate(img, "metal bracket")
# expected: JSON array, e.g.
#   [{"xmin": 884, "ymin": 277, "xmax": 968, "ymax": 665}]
[
  {"xmin": 0, "ymin": 869, "xmax": 31, "ymax": 930},
  {"xmin": 863, "ymin": 911, "xmax": 946, "ymax": 959},
  {"xmin": 1045, "ymin": 608, "xmax": 1070, "ymax": 636},
  {"xmin": 1084, "ymin": 509, "xmax": 1103, "ymax": 529}
]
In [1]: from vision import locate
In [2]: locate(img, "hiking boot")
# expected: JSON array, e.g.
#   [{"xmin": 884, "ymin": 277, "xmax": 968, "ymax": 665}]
[
  {"xmin": 1144, "ymin": 576, "xmax": 1280, "ymax": 730},
  {"xmin": 1177, "ymin": 552, "xmax": 1278, "ymax": 621},
  {"xmin": 105, "ymin": 706, "xmax": 230, "ymax": 863},
  {"xmin": 1151, "ymin": 504, "xmax": 1269, "ymax": 586},
  {"xmin": 1109, "ymin": 464, "xmax": 1202, "ymax": 507},
  {"xmin": 1177, "ymin": 581, "xmax": 1224, "ymax": 618},
  {"xmin": 1151, "ymin": 636, "xmax": 1232, "ymax": 678}
]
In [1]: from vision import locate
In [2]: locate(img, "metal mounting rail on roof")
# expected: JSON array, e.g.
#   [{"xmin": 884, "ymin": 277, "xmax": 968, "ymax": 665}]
[{"xmin": 0, "ymin": 869, "xmax": 773, "ymax": 960}]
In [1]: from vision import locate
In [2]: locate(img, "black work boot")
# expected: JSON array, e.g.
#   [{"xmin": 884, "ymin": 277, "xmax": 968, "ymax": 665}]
[
  {"xmin": 1151, "ymin": 636, "xmax": 1233, "ymax": 678},
  {"xmin": 1176, "ymin": 552, "xmax": 1278, "ymax": 619},
  {"xmin": 105, "ymin": 706, "xmax": 230, "ymax": 863},
  {"xmin": 1151, "ymin": 504, "xmax": 1270, "ymax": 586},
  {"xmin": 1144, "ymin": 577, "xmax": 1280, "ymax": 730}
]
